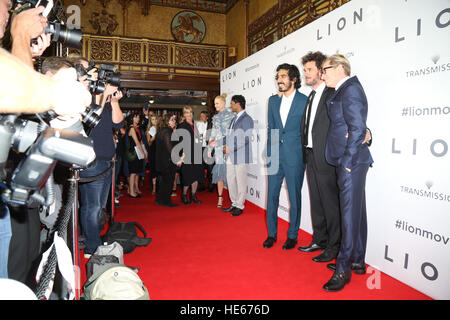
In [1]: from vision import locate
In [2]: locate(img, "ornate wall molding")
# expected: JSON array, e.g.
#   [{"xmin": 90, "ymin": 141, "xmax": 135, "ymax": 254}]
[
  {"xmin": 96, "ymin": 0, "xmax": 109, "ymax": 7},
  {"xmin": 248, "ymin": 0, "xmax": 351, "ymax": 55},
  {"xmin": 89, "ymin": 10, "xmax": 119, "ymax": 35},
  {"xmin": 79, "ymin": 34, "xmax": 226, "ymax": 77}
]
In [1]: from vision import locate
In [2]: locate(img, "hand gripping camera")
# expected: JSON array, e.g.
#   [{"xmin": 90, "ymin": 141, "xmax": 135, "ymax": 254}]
[{"xmin": 14, "ymin": 0, "xmax": 83, "ymax": 49}]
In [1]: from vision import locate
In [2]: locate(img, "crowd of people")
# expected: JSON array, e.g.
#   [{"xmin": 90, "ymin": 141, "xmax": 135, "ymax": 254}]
[
  {"xmin": 113, "ymin": 100, "xmax": 249, "ymax": 212},
  {"xmin": 0, "ymin": 0, "xmax": 375, "ymax": 297}
]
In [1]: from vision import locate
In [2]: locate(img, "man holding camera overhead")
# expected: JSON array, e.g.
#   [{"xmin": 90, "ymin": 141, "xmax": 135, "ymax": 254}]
[{"xmin": 67, "ymin": 54, "xmax": 124, "ymax": 258}]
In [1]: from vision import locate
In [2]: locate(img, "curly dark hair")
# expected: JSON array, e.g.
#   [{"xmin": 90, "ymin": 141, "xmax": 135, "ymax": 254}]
[
  {"xmin": 276, "ymin": 63, "xmax": 301, "ymax": 89},
  {"xmin": 301, "ymin": 51, "xmax": 327, "ymax": 70}
]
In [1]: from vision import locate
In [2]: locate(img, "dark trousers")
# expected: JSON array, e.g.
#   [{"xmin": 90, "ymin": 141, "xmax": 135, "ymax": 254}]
[
  {"xmin": 157, "ymin": 170, "xmax": 176, "ymax": 205},
  {"xmin": 79, "ymin": 159, "xmax": 112, "ymax": 254},
  {"xmin": 266, "ymin": 161, "xmax": 305, "ymax": 240},
  {"xmin": 305, "ymin": 148, "xmax": 341, "ymax": 254},
  {"xmin": 335, "ymin": 164, "xmax": 369, "ymax": 273},
  {"xmin": 8, "ymin": 205, "xmax": 41, "ymax": 289}
]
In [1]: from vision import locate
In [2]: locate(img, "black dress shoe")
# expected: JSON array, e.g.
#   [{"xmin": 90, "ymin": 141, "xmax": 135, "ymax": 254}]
[
  {"xmin": 222, "ymin": 206, "xmax": 235, "ymax": 212},
  {"xmin": 327, "ymin": 263, "xmax": 366, "ymax": 274},
  {"xmin": 263, "ymin": 237, "xmax": 277, "ymax": 248},
  {"xmin": 323, "ymin": 271, "xmax": 352, "ymax": 292},
  {"xmin": 350, "ymin": 263, "xmax": 367, "ymax": 274},
  {"xmin": 181, "ymin": 193, "xmax": 189, "ymax": 205},
  {"xmin": 312, "ymin": 250, "xmax": 337, "ymax": 263},
  {"xmin": 231, "ymin": 208, "xmax": 243, "ymax": 216},
  {"xmin": 282, "ymin": 238, "xmax": 297, "ymax": 250},
  {"xmin": 297, "ymin": 242, "xmax": 324, "ymax": 253},
  {"xmin": 191, "ymin": 193, "xmax": 201, "ymax": 204}
]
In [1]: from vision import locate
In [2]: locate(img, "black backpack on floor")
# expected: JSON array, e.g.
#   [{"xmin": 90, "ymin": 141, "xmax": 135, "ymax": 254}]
[{"xmin": 102, "ymin": 219, "xmax": 152, "ymax": 254}]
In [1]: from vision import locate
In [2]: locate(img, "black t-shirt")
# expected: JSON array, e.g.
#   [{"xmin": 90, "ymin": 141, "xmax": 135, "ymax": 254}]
[{"xmin": 89, "ymin": 102, "xmax": 124, "ymax": 161}]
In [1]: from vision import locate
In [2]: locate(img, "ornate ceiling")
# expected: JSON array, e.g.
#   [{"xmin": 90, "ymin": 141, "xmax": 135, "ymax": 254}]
[{"xmin": 77, "ymin": 0, "xmax": 239, "ymax": 14}]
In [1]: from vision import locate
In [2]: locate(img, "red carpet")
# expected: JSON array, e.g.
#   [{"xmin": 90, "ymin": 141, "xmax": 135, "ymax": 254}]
[{"xmin": 79, "ymin": 187, "xmax": 431, "ymax": 300}]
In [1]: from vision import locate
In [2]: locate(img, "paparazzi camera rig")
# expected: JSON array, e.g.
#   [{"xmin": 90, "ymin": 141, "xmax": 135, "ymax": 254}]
[
  {"xmin": 76, "ymin": 63, "xmax": 122, "ymax": 134},
  {"xmin": 0, "ymin": 114, "xmax": 96, "ymax": 207}
]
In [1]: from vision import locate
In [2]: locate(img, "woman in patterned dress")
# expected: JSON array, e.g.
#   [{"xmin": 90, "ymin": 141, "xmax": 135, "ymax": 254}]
[{"xmin": 208, "ymin": 93, "xmax": 234, "ymax": 208}]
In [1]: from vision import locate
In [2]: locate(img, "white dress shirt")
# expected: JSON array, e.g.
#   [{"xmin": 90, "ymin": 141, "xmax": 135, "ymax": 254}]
[
  {"xmin": 306, "ymin": 81, "xmax": 326, "ymax": 148},
  {"xmin": 279, "ymin": 91, "xmax": 295, "ymax": 127}
]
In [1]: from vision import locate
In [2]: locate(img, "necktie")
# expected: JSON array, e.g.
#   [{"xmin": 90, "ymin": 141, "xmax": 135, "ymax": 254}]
[
  {"xmin": 229, "ymin": 115, "xmax": 237, "ymax": 129},
  {"xmin": 304, "ymin": 90, "xmax": 316, "ymax": 147}
]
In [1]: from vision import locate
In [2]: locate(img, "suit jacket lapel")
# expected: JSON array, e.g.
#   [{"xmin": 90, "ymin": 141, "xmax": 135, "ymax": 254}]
[
  {"xmin": 272, "ymin": 95, "xmax": 283, "ymax": 129},
  {"xmin": 233, "ymin": 111, "xmax": 246, "ymax": 129}
]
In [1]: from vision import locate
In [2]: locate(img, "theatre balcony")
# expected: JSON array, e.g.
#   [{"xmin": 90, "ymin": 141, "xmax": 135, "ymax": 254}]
[{"xmin": 73, "ymin": 34, "xmax": 227, "ymax": 92}]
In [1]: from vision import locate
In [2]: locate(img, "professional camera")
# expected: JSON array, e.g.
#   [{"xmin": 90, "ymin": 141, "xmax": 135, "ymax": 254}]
[
  {"xmin": 14, "ymin": 0, "xmax": 83, "ymax": 49},
  {"xmin": 0, "ymin": 114, "xmax": 95, "ymax": 206},
  {"xmin": 80, "ymin": 103, "xmax": 101, "ymax": 133},
  {"xmin": 76, "ymin": 63, "xmax": 122, "ymax": 95}
]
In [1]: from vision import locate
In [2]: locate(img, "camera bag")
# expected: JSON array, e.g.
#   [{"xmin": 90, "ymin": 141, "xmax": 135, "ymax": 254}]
[
  {"xmin": 81, "ymin": 263, "xmax": 150, "ymax": 300},
  {"xmin": 86, "ymin": 241, "xmax": 124, "ymax": 279},
  {"xmin": 101, "ymin": 221, "xmax": 152, "ymax": 254}
]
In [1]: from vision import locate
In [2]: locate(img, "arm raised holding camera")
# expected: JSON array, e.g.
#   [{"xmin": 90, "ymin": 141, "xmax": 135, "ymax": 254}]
[{"xmin": 10, "ymin": 6, "xmax": 48, "ymax": 68}]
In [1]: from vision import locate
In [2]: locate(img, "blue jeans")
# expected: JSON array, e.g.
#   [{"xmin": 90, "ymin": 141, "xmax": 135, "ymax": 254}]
[
  {"xmin": 79, "ymin": 160, "xmax": 112, "ymax": 254},
  {"xmin": 0, "ymin": 204, "xmax": 11, "ymax": 278}
]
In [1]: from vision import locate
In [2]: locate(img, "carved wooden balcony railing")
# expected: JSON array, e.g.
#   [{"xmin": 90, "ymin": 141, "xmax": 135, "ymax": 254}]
[
  {"xmin": 80, "ymin": 34, "xmax": 227, "ymax": 75},
  {"xmin": 71, "ymin": 34, "xmax": 227, "ymax": 90},
  {"xmin": 248, "ymin": 0, "xmax": 351, "ymax": 55}
]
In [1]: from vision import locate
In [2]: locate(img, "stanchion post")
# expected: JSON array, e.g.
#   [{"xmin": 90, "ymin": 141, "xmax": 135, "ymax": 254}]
[
  {"xmin": 111, "ymin": 156, "xmax": 116, "ymax": 221},
  {"xmin": 70, "ymin": 168, "xmax": 80, "ymax": 300}
]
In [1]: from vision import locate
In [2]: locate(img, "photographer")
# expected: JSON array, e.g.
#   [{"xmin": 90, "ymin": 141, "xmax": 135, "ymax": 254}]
[
  {"xmin": 0, "ymin": 0, "xmax": 90, "ymax": 115},
  {"xmin": 0, "ymin": 49, "xmax": 90, "ymax": 115},
  {"xmin": 67, "ymin": 55, "xmax": 125, "ymax": 258},
  {"xmin": 0, "ymin": 1, "xmax": 88, "ymax": 283},
  {"xmin": 41, "ymin": 56, "xmax": 87, "ymax": 136}
]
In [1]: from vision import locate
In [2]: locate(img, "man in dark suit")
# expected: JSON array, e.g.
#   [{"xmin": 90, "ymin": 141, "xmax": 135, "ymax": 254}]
[
  {"xmin": 298, "ymin": 52, "xmax": 341, "ymax": 262},
  {"xmin": 321, "ymin": 54, "xmax": 373, "ymax": 292},
  {"xmin": 222, "ymin": 95, "xmax": 254, "ymax": 216},
  {"xmin": 264, "ymin": 64, "xmax": 308, "ymax": 250}
]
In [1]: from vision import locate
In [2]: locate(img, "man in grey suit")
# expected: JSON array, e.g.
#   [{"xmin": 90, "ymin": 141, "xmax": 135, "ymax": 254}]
[
  {"xmin": 264, "ymin": 63, "xmax": 308, "ymax": 250},
  {"xmin": 222, "ymin": 95, "xmax": 254, "ymax": 216}
]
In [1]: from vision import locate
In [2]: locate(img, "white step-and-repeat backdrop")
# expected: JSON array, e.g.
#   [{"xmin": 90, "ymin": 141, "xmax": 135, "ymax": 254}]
[{"xmin": 220, "ymin": 0, "xmax": 450, "ymax": 300}]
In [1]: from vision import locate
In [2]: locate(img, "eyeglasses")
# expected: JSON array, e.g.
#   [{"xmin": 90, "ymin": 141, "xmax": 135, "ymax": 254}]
[{"xmin": 321, "ymin": 64, "xmax": 338, "ymax": 74}]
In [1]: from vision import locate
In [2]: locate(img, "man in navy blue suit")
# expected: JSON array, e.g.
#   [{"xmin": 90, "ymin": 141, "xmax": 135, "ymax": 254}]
[
  {"xmin": 320, "ymin": 54, "xmax": 373, "ymax": 292},
  {"xmin": 222, "ymin": 95, "xmax": 254, "ymax": 216},
  {"xmin": 264, "ymin": 64, "xmax": 308, "ymax": 250}
]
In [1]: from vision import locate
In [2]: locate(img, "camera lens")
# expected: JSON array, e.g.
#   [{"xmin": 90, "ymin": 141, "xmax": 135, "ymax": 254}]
[
  {"xmin": 81, "ymin": 107, "xmax": 101, "ymax": 129},
  {"xmin": 88, "ymin": 81, "xmax": 106, "ymax": 95},
  {"xmin": 105, "ymin": 73, "xmax": 121, "ymax": 87},
  {"xmin": 45, "ymin": 23, "xmax": 82, "ymax": 49}
]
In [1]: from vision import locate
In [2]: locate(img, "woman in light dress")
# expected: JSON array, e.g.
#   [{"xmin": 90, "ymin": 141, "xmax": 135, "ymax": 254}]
[{"xmin": 208, "ymin": 93, "xmax": 234, "ymax": 208}]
